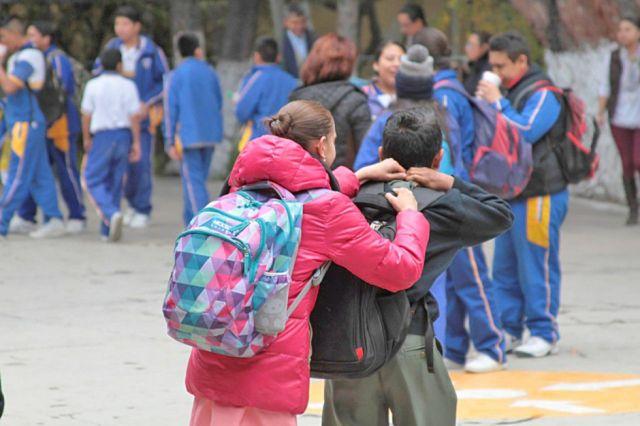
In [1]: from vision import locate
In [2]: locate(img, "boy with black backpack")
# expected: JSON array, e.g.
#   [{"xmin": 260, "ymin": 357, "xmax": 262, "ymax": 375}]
[
  {"xmin": 476, "ymin": 31, "xmax": 596, "ymax": 358},
  {"xmin": 321, "ymin": 107, "xmax": 514, "ymax": 426},
  {"xmin": 10, "ymin": 21, "xmax": 86, "ymax": 235}
]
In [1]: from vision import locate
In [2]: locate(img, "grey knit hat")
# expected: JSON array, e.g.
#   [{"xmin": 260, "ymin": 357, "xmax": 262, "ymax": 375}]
[
  {"xmin": 395, "ymin": 44, "xmax": 435, "ymax": 100},
  {"xmin": 399, "ymin": 44, "xmax": 434, "ymax": 78}
]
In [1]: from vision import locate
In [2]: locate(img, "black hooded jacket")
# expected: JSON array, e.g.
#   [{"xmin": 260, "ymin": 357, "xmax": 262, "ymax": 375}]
[{"xmin": 290, "ymin": 80, "xmax": 372, "ymax": 169}]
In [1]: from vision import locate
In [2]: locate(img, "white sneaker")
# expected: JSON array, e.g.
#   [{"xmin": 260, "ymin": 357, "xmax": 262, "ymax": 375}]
[
  {"xmin": 123, "ymin": 208, "xmax": 134, "ymax": 226},
  {"xmin": 9, "ymin": 216, "xmax": 37, "ymax": 234},
  {"xmin": 29, "ymin": 218, "xmax": 66, "ymax": 239},
  {"xmin": 66, "ymin": 219, "xmax": 86, "ymax": 234},
  {"xmin": 464, "ymin": 353, "xmax": 507, "ymax": 374},
  {"xmin": 443, "ymin": 358, "xmax": 464, "ymax": 370},
  {"xmin": 108, "ymin": 212, "xmax": 124, "ymax": 242},
  {"xmin": 504, "ymin": 333, "xmax": 522, "ymax": 354},
  {"xmin": 514, "ymin": 336, "xmax": 558, "ymax": 358},
  {"xmin": 128, "ymin": 212, "xmax": 150, "ymax": 229}
]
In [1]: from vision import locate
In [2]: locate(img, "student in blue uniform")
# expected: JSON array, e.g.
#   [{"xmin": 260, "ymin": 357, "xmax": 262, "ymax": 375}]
[
  {"xmin": 93, "ymin": 5, "xmax": 169, "ymax": 229},
  {"xmin": 478, "ymin": 31, "xmax": 568, "ymax": 358},
  {"xmin": 235, "ymin": 37, "xmax": 297, "ymax": 140},
  {"xmin": 0, "ymin": 16, "xmax": 64, "ymax": 239},
  {"xmin": 11, "ymin": 21, "xmax": 85, "ymax": 235},
  {"xmin": 164, "ymin": 33, "xmax": 223, "ymax": 225},
  {"xmin": 82, "ymin": 49, "xmax": 141, "ymax": 242},
  {"xmin": 414, "ymin": 29, "xmax": 507, "ymax": 373}
]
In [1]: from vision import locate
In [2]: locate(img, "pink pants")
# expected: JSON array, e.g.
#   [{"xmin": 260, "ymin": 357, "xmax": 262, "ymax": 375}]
[
  {"xmin": 189, "ymin": 397, "xmax": 297, "ymax": 426},
  {"xmin": 611, "ymin": 125, "xmax": 640, "ymax": 179}
]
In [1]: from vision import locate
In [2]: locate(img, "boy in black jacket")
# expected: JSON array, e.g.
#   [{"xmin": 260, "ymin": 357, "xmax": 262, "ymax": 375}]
[{"xmin": 323, "ymin": 107, "xmax": 514, "ymax": 426}]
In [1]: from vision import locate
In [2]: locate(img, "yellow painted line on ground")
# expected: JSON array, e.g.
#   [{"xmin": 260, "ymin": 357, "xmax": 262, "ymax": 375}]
[{"xmin": 306, "ymin": 371, "xmax": 640, "ymax": 420}]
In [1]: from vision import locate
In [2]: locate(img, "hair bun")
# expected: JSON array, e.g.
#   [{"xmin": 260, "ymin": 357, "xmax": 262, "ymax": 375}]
[{"xmin": 267, "ymin": 113, "xmax": 293, "ymax": 137}]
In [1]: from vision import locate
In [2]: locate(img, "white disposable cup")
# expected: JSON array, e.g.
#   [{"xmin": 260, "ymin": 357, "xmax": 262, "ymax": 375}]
[
  {"xmin": 0, "ymin": 44, "xmax": 7, "ymax": 60},
  {"xmin": 482, "ymin": 70, "xmax": 502, "ymax": 87}
]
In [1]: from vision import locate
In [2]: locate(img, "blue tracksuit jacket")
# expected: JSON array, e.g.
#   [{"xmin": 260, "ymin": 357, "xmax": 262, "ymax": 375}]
[
  {"xmin": 164, "ymin": 57, "xmax": 223, "ymax": 148},
  {"xmin": 235, "ymin": 64, "xmax": 298, "ymax": 138}
]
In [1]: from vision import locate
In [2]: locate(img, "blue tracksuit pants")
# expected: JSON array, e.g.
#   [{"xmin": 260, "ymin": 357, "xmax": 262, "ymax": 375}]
[
  {"xmin": 180, "ymin": 147, "xmax": 214, "ymax": 225},
  {"xmin": 0, "ymin": 121, "xmax": 62, "ymax": 235},
  {"xmin": 445, "ymin": 246, "xmax": 506, "ymax": 364},
  {"xmin": 493, "ymin": 190, "xmax": 569, "ymax": 344},
  {"xmin": 125, "ymin": 127, "xmax": 153, "ymax": 215},
  {"xmin": 83, "ymin": 129, "xmax": 131, "ymax": 237},
  {"xmin": 19, "ymin": 133, "xmax": 85, "ymax": 222}
]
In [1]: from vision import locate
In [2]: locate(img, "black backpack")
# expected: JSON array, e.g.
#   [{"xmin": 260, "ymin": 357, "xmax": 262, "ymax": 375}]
[
  {"xmin": 35, "ymin": 50, "xmax": 66, "ymax": 125},
  {"xmin": 310, "ymin": 181, "xmax": 443, "ymax": 379},
  {"xmin": 515, "ymin": 81, "xmax": 600, "ymax": 184}
]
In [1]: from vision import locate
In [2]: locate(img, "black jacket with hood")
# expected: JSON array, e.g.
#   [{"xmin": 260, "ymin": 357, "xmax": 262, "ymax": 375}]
[{"xmin": 290, "ymin": 80, "xmax": 372, "ymax": 169}]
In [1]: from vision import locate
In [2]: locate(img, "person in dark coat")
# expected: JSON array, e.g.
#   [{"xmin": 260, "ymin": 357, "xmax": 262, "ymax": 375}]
[
  {"xmin": 289, "ymin": 33, "xmax": 371, "ymax": 169},
  {"xmin": 281, "ymin": 4, "xmax": 315, "ymax": 79},
  {"xmin": 463, "ymin": 31, "xmax": 492, "ymax": 95}
]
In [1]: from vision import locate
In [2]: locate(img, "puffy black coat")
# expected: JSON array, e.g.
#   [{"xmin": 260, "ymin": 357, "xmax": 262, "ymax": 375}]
[{"xmin": 290, "ymin": 80, "xmax": 372, "ymax": 169}]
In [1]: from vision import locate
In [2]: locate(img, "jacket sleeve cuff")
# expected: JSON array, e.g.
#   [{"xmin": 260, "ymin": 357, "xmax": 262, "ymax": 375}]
[
  {"xmin": 452, "ymin": 177, "xmax": 474, "ymax": 193},
  {"xmin": 333, "ymin": 166, "xmax": 360, "ymax": 198}
]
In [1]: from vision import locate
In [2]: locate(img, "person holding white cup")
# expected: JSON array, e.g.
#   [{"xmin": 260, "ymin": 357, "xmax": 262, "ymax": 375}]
[{"xmin": 478, "ymin": 31, "xmax": 569, "ymax": 360}]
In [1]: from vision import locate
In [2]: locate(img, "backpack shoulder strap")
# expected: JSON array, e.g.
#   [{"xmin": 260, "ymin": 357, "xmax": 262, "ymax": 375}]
[
  {"xmin": 513, "ymin": 79, "xmax": 557, "ymax": 109},
  {"xmin": 434, "ymin": 79, "xmax": 471, "ymax": 100},
  {"xmin": 353, "ymin": 182, "xmax": 393, "ymax": 213},
  {"xmin": 413, "ymin": 187, "xmax": 445, "ymax": 211}
]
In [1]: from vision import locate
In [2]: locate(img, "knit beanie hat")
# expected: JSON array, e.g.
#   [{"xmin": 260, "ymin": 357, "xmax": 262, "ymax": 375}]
[{"xmin": 395, "ymin": 44, "xmax": 435, "ymax": 101}]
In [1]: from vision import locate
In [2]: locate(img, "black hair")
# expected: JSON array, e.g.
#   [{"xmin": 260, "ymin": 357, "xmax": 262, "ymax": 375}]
[
  {"xmin": 286, "ymin": 4, "xmax": 306, "ymax": 18},
  {"xmin": 373, "ymin": 40, "xmax": 405, "ymax": 62},
  {"xmin": 489, "ymin": 31, "xmax": 530, "ymax": 63},
  {"xmin": 1, "ymin": 15, "xmax": 26, "ymax": 35},
  {"xmin": 30, "ymin": 21, "xmax": 58, "ymax": 44},
  {"xmin": 473, "ymin": 30, "xmax": 492, "ymax": 45},
  {"xmin": 178, "ymin": 32, "xmax": 199, "ymax": 57},
  {"xmin": 382, "ymin": 107, "xmax": 443, "ymax": 169},
  {"xmin": 115, "ymin": 5, "xmax": 141, "ymax": 23},
  {"xmin": 399, "ymin": 3, "xmax": 427, "ymax": 26},
  {"xmin": 100, "ymin": 48, "xmax": 122, "ymax": 71},
  {"xmin": 255, "ymin": 36, "xmax": 278, "ymax": 63},
  {"xmin": 620, "ymin": 15, "xmax": 640, "ymax": 30}
]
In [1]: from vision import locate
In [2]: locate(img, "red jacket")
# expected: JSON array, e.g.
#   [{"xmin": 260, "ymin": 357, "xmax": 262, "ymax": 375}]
[{"xmin": 185, "ymin": 135, "xmax": 430, "ymax": 414}]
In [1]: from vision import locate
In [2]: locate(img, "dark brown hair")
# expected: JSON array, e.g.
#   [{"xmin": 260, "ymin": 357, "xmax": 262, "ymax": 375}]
[
  {"xmin": 412, "ymin": 27, "xmax": 451, "ymax": 69},
  {"xmin": 265, "ymin": 100, "xmax": 334, "ymax": 149},
  {"xmin": 300, "ymin": 33, "xmax": 357, "ymax": 86}
]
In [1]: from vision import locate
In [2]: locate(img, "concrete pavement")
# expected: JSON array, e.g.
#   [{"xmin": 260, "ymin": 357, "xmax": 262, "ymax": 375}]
[{"xmin": 1, "ymin": 178, "xmax": 639, "ymax": 425}]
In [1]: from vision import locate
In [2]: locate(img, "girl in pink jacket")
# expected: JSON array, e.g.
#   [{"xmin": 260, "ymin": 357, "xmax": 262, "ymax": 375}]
[{"xmin": 187, "ymin": 100, "xmax": 430, "ymax": 426}]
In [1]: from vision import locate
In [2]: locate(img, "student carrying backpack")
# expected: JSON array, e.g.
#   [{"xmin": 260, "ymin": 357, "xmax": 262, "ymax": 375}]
[
  {"xmin": 320, "ymin": 107, "xmax": 514, "ymax": 426},
  {"xmin": 162, "ymin": 100, "xmax": 431, "ymax": 425},
  {"xmin": 35, "ymin": 49, "xmax": 66, "ymax": 125}
]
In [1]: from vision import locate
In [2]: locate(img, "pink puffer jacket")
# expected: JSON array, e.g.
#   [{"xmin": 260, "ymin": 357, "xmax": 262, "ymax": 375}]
[{"xmin": 185, "ymin": 135, "xmax": 430, "ymax": 414}]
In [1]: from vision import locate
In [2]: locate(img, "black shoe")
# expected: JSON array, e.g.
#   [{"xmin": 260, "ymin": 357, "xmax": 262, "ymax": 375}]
[{"xmin": 623, "ymin": 178, "xmax": 638, "ymax": 226}]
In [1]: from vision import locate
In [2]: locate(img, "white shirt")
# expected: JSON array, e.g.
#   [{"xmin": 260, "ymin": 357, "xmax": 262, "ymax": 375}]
[
  {"xmin": 600, "ymin": 46, "xmax": 640, "ymax": 128},
  {"xmin": 81, "ymin": 72, "xmax": 141, "ymax": 133},
  {"xmin": 120, "ymin": 42, "xmax": 143, "ymax": 77},
  {"xmin": 7, "ymin": 47, "xmax": 45, "ymax": 90}
]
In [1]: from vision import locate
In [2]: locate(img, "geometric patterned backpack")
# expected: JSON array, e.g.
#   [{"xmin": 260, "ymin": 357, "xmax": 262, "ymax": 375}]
[{"xmin": 162, "ymin": 181, "xmax": 329, "ymax": 358}]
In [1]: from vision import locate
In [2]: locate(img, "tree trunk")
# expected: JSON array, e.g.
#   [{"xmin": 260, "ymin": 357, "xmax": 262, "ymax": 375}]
[
  {"xmin": 170, "ymin": 0, "xmax": 205, "ymax": 65},
  {"xmin": 269, "ymin": 0, "xmax": 286, "ymax": 39},
  {"xmin": 221, "ymin": 0, "xmax": 260, "ymax": 61},
  {"xmin": 337, "ymin": 0, "xmax": 360, "ymax": 43},
  {"xmin": 361, "ymin": 0, "xmax": 382, "ymax": 54}
]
